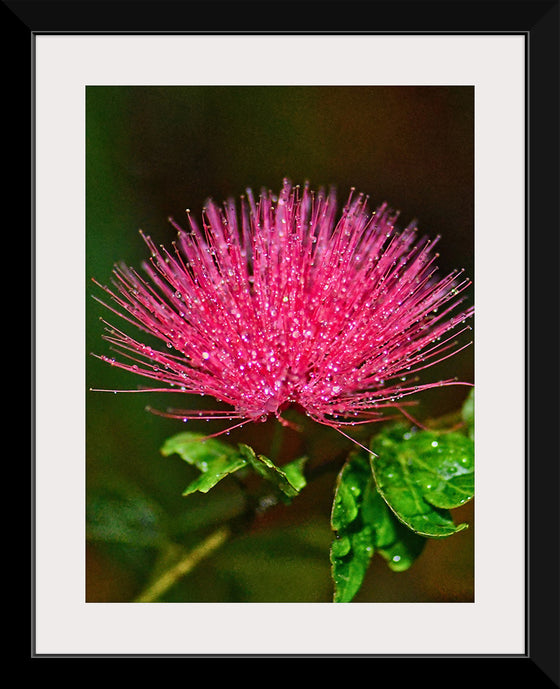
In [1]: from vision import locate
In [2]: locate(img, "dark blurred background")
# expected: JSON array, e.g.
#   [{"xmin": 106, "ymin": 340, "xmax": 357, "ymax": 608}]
[{"xmin": 86, "ymin": 85, "xmax": 474, "ymax": 603}]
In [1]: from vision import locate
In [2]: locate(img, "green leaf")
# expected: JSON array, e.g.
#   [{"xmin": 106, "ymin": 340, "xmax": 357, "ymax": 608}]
[
  {"xmin": 87, "ymin": 482, "xmax": 166, "ymax": 547},
  {"xmin": 282, "ymin": 456, "xmax": 308, "ymax": 493},
  {"xmin": 161, "ymin": 433, "xmax": 247, "ymax": 495},
  {"xmin": 331, "ymin": 526, "xmax": 375, "ymax": 603},
  {"xmin": 161, "ymin": 432, "xmax": 238, "ymax": 466},
  {"xmin": 238, "ymin": 444, "xmax": 307, "ymax": 499},
  {"xmin": 161, "ymin": 433, "xmax": 307, "ymax": 499},
  {"xmin": 361, "ymin": 479, "xmax": 426, "ymax": 572},
  {"xmin": 330, "ymin": 447, "xmax": 432, "ymax": 601},
  {"xmin": 330, "ymin": 453, "xmax": 375, "ymax": 602},
  {"xmin": 370, "ymin": 425, "xmax": 474, "ymax": 538},
  {"xmin": 461, "ymin": 388, "xmax": 475, "ymax": 440}
]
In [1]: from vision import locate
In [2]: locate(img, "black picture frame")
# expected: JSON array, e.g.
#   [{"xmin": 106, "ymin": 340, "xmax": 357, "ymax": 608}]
[{"xmin": 20, "ymin": 1, "xmax": 558, "ymax": 682}]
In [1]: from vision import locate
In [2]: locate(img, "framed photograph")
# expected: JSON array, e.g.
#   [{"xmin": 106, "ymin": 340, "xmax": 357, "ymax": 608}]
[{"xmin": 24, "ymin": 0, "xmax": 558, "ymax": 677}]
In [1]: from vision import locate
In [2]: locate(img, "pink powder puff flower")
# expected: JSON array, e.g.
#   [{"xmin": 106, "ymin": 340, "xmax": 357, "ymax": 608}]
[{"xmin": 92, "ymin": 179, "xmax": 473, "ymax": 447}]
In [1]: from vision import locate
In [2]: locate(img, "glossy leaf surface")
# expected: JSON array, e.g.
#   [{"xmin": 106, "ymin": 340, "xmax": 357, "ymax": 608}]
[
  {"xmin": 330, "ymin": 453, "xmax": 375, "ymax": 602},
  {"xmin": 161, "ymin": 433, "xmax": 307, "ymax": 499},
  {"xmin": 361, "ymin": 479, "xmax": 427, "ymax": 572},
  {"xmin": 161, "ymin": 433, "xmax": 247, "ymax": 495},
  {"xmin": 238, "ymin": 444, "xmax": 307, "ymax": 498},
  {"xmin": 370, "ymin": 425, "xmax": 474, "ymax": 537}
]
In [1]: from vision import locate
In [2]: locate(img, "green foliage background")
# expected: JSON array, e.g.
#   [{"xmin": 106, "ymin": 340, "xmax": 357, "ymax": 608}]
[{"xmin": 86, "ymin": 85, "xmax": 474, "ymax": 602}]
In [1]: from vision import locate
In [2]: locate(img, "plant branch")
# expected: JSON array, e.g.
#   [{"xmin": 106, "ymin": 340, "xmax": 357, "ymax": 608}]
[{"xmin": 134, "ymin": 525, "xmax": 231, "ymax": 602}]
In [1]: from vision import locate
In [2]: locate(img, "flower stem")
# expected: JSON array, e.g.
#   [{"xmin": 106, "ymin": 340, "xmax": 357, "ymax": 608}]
[
  {"xmin": 134, "ymin": 525, "xmax": 231, "ymax": 603},
  {"xmin": 269, "ymin": 420, "xmax": 285, "ymax": 462}
]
